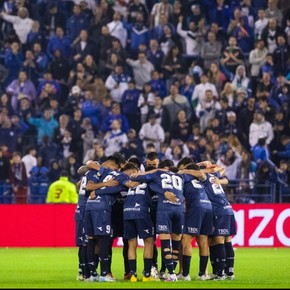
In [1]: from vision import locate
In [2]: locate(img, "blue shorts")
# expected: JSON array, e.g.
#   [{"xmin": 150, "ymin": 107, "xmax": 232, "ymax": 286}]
[
  {"xmin": 85, "ymin": 209, "xmax": 112, "ymax": 237},
  {"xmin": 184, "ymin": 207, "xmax": 213, "ymax": 236},
  {"xmin": 156, "ymin": 210, "xmax": 184, "ymax": 234},
  {"xmin": 111, "ymin": 201, "xmax": 124, "ymax": 238},
  {"xmin": 123, "ymin": 218, "xmax": 154, "ymax": 240},
  {"xmin": 74, "ymin": 206, "xmax": 87, "ymax": 246},
  {"xmin": 211, "ymin": 215, "xmax": 237, "ymax": 237}
]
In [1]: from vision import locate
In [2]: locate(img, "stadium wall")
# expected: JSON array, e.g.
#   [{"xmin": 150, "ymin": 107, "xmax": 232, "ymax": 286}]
[{"xmin": 0, "ymin": 204, "xmax": 289, "ymax": 247}]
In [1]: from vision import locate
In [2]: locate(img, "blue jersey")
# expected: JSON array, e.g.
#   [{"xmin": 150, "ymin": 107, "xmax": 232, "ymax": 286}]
[
  {"xmin": 132, "ymin": 170, "xmax": 190, "ymax": 213},
  {"xmin": 202, "ymin": 172, "xmax": 234, "ymax": 216},
  {"xmin": 86, "ymin": 168, "xmax": 129, "ymax": 211},
  {"xmin": 183, "ymin": 176, "xmax": 212, "ymax": 211},
  {"xmin": 123, "ymin": 183, "xmax": 152, "ymax": 220}
]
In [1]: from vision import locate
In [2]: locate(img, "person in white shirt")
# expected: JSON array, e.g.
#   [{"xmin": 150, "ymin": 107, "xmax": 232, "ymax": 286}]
[
  {"xmin": 195, "ymin": 89, "xmax": 221, "ymax": 133},
  {"xmin": 150, "ymin": 0, "xmax": 173, "ymax": 28},
  {"xmin": 249, "ymin": 109, "xmax": 274, "ymax": 148},
  {"xmin": 191, "ymin": 73, "xmax": 218, "ymax": 108},
  {"xmin": 21, "ymin": 146, "xmax": 37, "ymax": 179},
  {"xmin": 254, "ymin": 9, "xmax": 269, "ymax": 40},
  {"xmin": 139, "ymin": 113, "xmax": 165, "ymax": 152},
  {"xmin": 103, "ymin": 119, "xmax": 128, "ymax": 156},
  {"xmin": 0, "ymin": 7, "xmax": 33, "ymax": 44},
  {"xmin": 105, "ymin": 65, "xmax": 130, "ymax": 103},
  {"xmin": 107, "ymin": 11, "xmax": 127, "ymax": 48},
  {"xmin": 177, "ymin": 15, "xmax": 203, "ymax": 58}
]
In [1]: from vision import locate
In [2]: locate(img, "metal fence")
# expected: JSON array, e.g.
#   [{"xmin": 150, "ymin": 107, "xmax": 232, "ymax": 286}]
[{"xmin": 0, "ymin": 179, "xmax": 288, "ymax": 204}]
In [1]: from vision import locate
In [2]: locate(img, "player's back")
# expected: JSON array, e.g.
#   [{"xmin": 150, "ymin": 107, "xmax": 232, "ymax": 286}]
[
  {"xmin": 202, "ymin": 172, "xmax": 233, "ymax": 216},
  {"xmin": 46, "ymin": 178, "xmax": 77, "ymax": 203},
  {"xmin": 145, "ymin": 169, "xmax": 186, "ymax": 212}
]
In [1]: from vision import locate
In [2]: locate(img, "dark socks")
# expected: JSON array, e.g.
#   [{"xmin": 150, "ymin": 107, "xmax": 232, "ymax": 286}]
[
  {"xmin": 144, "ymin": 258, "xmax": 152, "ymax": 277},
  {"xmin": 225, "ymin": 242, "xmax": 235, "ymax": 276},
  {"xmin": 161, "ymin": 239, "xmax": 174, "ymax": 274},
  {"xmin": 199, "ymin": 255, "xmax": 209, "ymax": 276},
  {"xmin": 215, "ymin": 243, "xmax": 226, "ymax": 277},
  {"xmin": 171, "ymin": 240, "xmax": 181, "ymax": 271},
  {"xmin": 182, "ymin": 255, "xmax": 191, "ymax": 277},
  {"xmin": 128, "ymin": 259, "xmax": 137, "ymax": 275},
  {"xmin": 87, "ymin": 239, "xmax": 97, "ymax": 277}
]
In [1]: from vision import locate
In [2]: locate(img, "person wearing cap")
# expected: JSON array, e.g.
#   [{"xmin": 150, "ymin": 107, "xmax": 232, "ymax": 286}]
[
  {"xmin": 249, "ymin": 109, "xmax": 274, "ymax": 148},
  {"xmin": 224, "ymin": 111, "xmax": 238, "ymax": 136}
]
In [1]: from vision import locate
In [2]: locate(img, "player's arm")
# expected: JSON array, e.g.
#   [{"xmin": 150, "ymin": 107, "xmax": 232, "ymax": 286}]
[
  {"xmin": 93, "ymin": 184, "xmax": 126, "ymax": 196},
  {"xmin": 124, "ymin": 180, "xmax": 140, "ymax": 188},
  {"xmin": 196, "ymin": 160, "xmax": 212, "ymax": 167},
  {"xmin": 86, "ymin": 179, "xmax": 119, "ymax": 191},
  {"xmin": 85, "ymin": 160, "xmax": 101, "ymax": 171},
  {"xmin": 76, "ymin": 180, "xmax": 81, "ymax": 192},
  {"xmin": 211, "ymin": 176, "xmax": 229, "ymax": 185},
  {"xmin": 178, "ymin": 169, "xmax": 206, "ymax": 181},
  {"xmin": 164, "ymin": 191, "xmax": 178, "ymax": 203}
]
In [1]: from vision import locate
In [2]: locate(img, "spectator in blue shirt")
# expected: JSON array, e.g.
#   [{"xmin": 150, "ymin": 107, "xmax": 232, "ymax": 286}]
[
  {"xmin": 66, "ymin": 4, "xmax": 89, "ymax": 43},
  {"xmin": 46, "ymin": 26, "xmax": 71, "ymax": 60}
]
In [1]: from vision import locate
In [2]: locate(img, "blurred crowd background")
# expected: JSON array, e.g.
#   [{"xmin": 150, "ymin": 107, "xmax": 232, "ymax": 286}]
[{"xmin": 0, "ymin": 0, "xmax": 289, "ymax": 204}]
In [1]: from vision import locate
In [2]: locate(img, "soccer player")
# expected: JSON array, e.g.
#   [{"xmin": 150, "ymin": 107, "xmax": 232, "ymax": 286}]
[
  {"xmin": 123, "ymin": 164, "xmax": 160, "ymax": 282},
  {"xmin": 85, "ymin": 157, "xmax": 138, "ymax": 282},
  {"xmin": 144, "ymin": 151, "xmax": 160, "ymax": 277},
  {"xmin": 75, "ymin": 165, "xmax": 90, "ymax": 281},
  {"xmin": 84, "ymin": 156, "xmax": 121, "ymax": 282},
  {"xmin": 177, "ymin": 162, "xmax": 213, "ymax": 281},
  {"xmin": 130, "ymin": 166, "xmax": 192, "ymax": 281},
  {"xmin": 198, "ymin": 161, "xmax": 236, "ymax": 280}
]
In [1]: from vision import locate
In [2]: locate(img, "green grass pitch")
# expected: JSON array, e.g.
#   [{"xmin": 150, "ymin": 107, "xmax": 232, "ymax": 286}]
[{"xmin": 0, "ymin": 247, "xmax": 289, "ymax": 288}]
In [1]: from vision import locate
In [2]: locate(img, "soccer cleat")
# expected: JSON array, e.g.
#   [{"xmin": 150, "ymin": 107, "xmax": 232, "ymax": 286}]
[
  {"xmin": 159, "ymin": 271, "xmax": 170, "ymax": 280},
  {"xmin": 84, "ymin": 275, "xmax": 99, "ymax": 282},
  {"xmin": 130, "ymin": 274, "xmax": 138, "ymax": 283},
  {"xmin": 76, "ymin": 273, "xmax": 84, "ymax": 281},
  {"xmin": 196, "ymin": 274, "xmax": 210, "ymax": 281},
  {"xmin": 225, "ymin": 274, "xmax": 235, "ymax": 280},
  {"xmin": 164, "ymin": 273, "xmax": 178, "ymax": 282},
  {"xmin": 212, "ymin": 275, "xmax": 226, "ymax": 281},
  {"xmin": 208, "ymin": 273, "xmax": 218, "ymax": 280},
  {"xmin": 99, "ymin": 274, "xmax": 116, "ymax": 282},
  {"xmin": 151, "ymin": 266, "xmax": 160, "ymax": 278},
  {"xmin": 178, "ymin": 274, "xmax": 191, "ymax": 281},
  {"xmin": 123, "ymin": 273, "xmax": 132, "ymax": 280},
  {"xmin": 142, "ymin": 275, "xmax": 160, "ymax": 282}
]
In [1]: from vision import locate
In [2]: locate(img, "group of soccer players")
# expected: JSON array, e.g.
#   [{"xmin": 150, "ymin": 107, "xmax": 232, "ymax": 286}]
[{"xmin": 74, "ymin": 150, "xmax": 236, "ymax": 282}]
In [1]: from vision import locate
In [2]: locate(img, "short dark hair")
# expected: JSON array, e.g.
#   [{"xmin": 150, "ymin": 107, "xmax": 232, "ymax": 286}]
[
  {"xmin": 177, "ymin": 157, "xmax": 194, "ymax": 169},
  {"xmin": 185, "ymin": 162, "xmax": 200, "ymax": 170},
  {"xmin": 121, "ymin": 162, "xmax": 139, "ymax": 172},
  {"xmin": 146, "ymin": 152, "xmax": 159, "ymax": 161},
  {"xmin": 159, "ymin": 159, "xmax": 174, "ymax": 169},
  {"xmin": 112, "ymin": 152, "xmax": 126, "ymax": 167},
  {"xmin": 127, "ymin": 156, "xmax": 141, "ymax": 168}
]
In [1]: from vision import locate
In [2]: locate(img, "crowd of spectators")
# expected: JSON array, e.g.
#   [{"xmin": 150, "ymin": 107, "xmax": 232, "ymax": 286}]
[{"xmin": 0, "ymin": 0, "xmax": 289, "ymax": 204}]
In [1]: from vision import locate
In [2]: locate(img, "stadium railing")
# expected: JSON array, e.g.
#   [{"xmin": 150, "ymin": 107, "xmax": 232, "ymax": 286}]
[{"xmin": 0, "ymin": 180, "xmax": 282, "ymax": 204}]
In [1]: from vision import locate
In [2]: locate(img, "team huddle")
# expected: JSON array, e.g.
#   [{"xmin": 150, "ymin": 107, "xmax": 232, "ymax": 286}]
[{"xmin": 74, "ymin": 151, "xmax": 236, "ymax": 282}]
